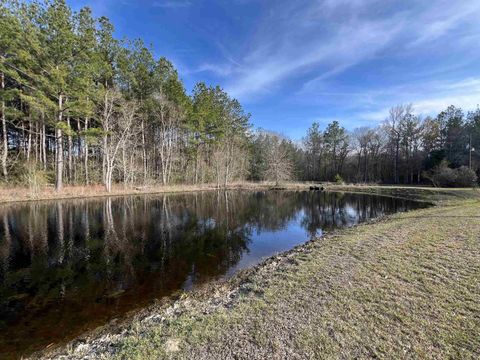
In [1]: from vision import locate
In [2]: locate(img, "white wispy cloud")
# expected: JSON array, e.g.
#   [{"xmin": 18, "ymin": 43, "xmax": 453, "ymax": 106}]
[
  {"xmin": 221, "ymin": 0, "xmax": 406, "ymax": 99},
  {"xmin": 355, "ymin": 77, "xmax": 480, "ymax": 122},
  {"xmin": 227, "ymin": 16, "xmax": 404, "ymax": 99},
  {"xmin": 408, "ymin": 0, "xmax": 480, "ymax": 46},
  {"xmin": 193, "ymin": 63, "xmax": 234, "ymax": 77},
  {"xmin": 153, "ymin": 0, "xmax": 192, "ymax": 8},
  {"xmin": 198, "ymin": 0, "xmax": 480, "ymax": 105}
]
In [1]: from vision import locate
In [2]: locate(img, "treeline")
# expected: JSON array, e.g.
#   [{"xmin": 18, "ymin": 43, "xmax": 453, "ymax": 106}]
[
  {"xmin": 0, "ymin": 0, "xmax": 250, "ymax": 191},
  {"xmin": 1, "ymin": 2, "xmax": 479, "ymax": 191},
  {"xmin": 291, "ymin": 104, "xmax": 479, "ymax": 186}
]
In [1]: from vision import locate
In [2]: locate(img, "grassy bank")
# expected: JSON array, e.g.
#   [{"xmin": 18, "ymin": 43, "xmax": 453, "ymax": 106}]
[
  {"xmin": 37, "ymin": 187, "xmax": 480, "ymax": 360},
  {"xmin": 326, "ymin": 184, "xmax": 480, "ymax": 204}
]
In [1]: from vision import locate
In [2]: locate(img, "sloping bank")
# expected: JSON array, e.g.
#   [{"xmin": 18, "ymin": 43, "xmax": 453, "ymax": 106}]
[
  {"xmin": 37, "ymin": 187, "xmax": 480, "ymax": 360},
  {"xmin": 325, "ymin": 184, "xmax": 479, "ymax": 204}
]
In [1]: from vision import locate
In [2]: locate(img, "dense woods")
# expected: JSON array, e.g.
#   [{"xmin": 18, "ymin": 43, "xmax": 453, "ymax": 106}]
[
  {"xmin": 0, "ymin": 0, "xmax": 251, "ymax": 192},
  {"xmin": 299, "ymin": 104, "xmax": 479, "ymax": 186},
  {"xmin": 0, "ymin": 0, "xmax": 478, "ymax": 191}
]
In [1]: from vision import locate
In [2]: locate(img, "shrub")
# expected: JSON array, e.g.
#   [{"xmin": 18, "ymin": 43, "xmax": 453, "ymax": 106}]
[
  {"xmin": 22, "ymin": 162, "xmax": 48, "ymax": 197},
  {"xmin": 433, "ymin": 164, "xmax": 457, "ymax": 187},
  {"xmin": 334, "ymin": 174, "xmax": 344, "ymax": 184},
  {"xmin": 455, "ymin": 166, "xmax": 478, "ymax": 187},
  {"xmin": 425, "ymin": 160, "xmax": 478, "ymax": 187}
]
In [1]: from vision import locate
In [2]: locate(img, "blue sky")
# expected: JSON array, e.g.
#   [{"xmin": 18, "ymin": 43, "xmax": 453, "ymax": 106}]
[{"xmin": 69, "ymin": 0, "xmax": 480, "ymax": 140}]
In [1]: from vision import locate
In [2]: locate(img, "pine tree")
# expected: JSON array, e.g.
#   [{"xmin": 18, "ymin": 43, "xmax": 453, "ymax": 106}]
[
  {"xmin": 39, "ymin": 0, "xmax": 76, "ymax": 191},
  {"xmin": 72, "ymin": 6, "xmax": 100, "ymax": 184}
]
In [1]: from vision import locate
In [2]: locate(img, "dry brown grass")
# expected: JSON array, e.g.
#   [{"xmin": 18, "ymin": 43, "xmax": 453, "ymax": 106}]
[{"xmin": 0, "ymin": 181, "xmax": 293, "ymax": 204}]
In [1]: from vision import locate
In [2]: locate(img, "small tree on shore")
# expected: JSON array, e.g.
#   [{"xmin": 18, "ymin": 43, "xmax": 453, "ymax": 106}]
[
  {"xmin": 101, "ymin": 92, "xmax": 138, "ymax": 192},
  {"xmin": 22, "ymin": 161, "xmax": 48, "ymax": 198},
  {"xmin": 264, "ymin": 135, "xmax": 293, "ymax": 186},
  {"xmin": 455, "ymin": 166, "xmax": 477, "ymax": 187},
  {"xmin": 423, "ymin": 160, "xmax": 478, "ymax": 187}
]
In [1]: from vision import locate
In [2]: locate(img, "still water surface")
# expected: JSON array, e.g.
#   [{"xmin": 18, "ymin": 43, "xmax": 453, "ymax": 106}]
[{"xmin": 0, "ymin": 190, "xmax": 427, "ymax": 358}]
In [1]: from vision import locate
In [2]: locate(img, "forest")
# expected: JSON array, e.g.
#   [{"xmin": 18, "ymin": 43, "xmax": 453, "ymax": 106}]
[{"xmin": 0, "ymin": 0, "xmax": 479, "ymax": 192}]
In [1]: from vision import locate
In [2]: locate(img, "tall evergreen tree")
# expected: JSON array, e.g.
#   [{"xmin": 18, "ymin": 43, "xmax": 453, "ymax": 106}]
[{"xmin": 40, "ymin": 0, "xmax": 76, "ymax": 190}]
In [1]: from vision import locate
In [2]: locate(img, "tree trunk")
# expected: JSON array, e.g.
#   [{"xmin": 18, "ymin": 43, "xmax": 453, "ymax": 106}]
[
  {"xmin": 84, "ymin": 117, "xmax": 89, "ymax": 185},
  {"xmin": 224, "ymin": 142, "xmax": 231, "ymax": 188},
  {"xmin": 67, "ymin": 116, "xmax": 73, "ymax": 183},
  {"xmin": 102, "ymin": 133, "xmax": 107, "ymax": 185},
  {"xmin": 34, "ymin": 121, "xmax": 39, "ymax": 163},
  {"xmin": 141, "ymin": 119, "xmax": 147, "ymax": 184},
  {"xmin": 364, "ymin": 150, "xmax": 368, "ymax": 183},
  {"xmin": 26, "ymin": 118, "xmax": 32, "ymax": 162},
  {"xmin": 224, "ymin": 161, "xmax": 229, "ymax": 188},
  {"xmin": 105, "ymin": 162, "xmax": 113, "ymax": 192},
  {"xmin": 1, "ymin": 72, "xmax": 7, "ymax": 179},
  {"xmin": 102, "ymin": 90, "xmax": 109, "ymax": 185},
  {"xmin": 215, "ymin": 156, "xmax": 220, "ymax": 189},
  {"xmin": 76, "ymin": 118, "xmax": 82, "ymax": 183},
  {"xmin": 394, "ymin": 140, "xmax": 399, "ymax": 184},
  {"xmin": 55, "ymin": 95, "xmax": 64, "ymax": 191},
  {"xmin": 332, "ymin": 144, "xmax": 337, "ymax": 178},
  {"xmin": 194, "ymin": 146, "xmax": 199, "ymax": 184},
  {"xmin": 42, "ymin": 119, "xmax": 46, "ymax": 170}
]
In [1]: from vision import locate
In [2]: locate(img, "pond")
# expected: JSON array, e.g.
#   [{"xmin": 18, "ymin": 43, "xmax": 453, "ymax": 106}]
[{"xmin": 0, "ymin": 190, "xmax": 427, "ymax": 358}]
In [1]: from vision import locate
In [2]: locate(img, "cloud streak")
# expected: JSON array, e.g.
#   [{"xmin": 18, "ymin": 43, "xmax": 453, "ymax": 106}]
[
  {"xmin": 353, "ymin": 77, "xmax": 480, "ymax": 122},
  {"xmin": 227, "ymin": 16, "xmax": 404, "ymax": 99},
  {"xmin": 197, "ymin": 0, "xmax": 480, "ymax": 108},
  {"xmin": 153, "ymin": 0, "xmax": 192, "ymax": 8}
]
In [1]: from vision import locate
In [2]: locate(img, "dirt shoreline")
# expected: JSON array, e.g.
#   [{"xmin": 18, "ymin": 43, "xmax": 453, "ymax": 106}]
[{"xmin": 31, "ymin": 186, "xmax": 480, "ymax": 360}]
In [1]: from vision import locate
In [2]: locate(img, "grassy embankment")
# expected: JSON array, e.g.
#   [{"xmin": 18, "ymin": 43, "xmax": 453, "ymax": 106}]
[
  {"xmin": 40, "ymin": 186, "xmax": 480, "ymax": 360},
  {"xmin": 327, "ymin": 183, "xmax": 480, "ymax": 204}
]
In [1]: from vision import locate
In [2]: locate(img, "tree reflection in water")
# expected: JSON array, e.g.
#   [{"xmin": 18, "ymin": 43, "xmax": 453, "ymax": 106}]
[{"xmin": 0, "ymin": 190, "xmax": 426, "ymax": 358}]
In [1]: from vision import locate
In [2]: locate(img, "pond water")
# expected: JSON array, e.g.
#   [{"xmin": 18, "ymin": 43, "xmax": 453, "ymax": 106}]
[{"xmin": 0, "ymin": 190, "xmax": 427, "ymax": 358}]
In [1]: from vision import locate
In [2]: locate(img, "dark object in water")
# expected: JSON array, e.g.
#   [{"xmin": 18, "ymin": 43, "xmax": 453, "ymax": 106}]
[{"xmin": 309, "ymin": 185, "xmax": 324, "ymax": 191}]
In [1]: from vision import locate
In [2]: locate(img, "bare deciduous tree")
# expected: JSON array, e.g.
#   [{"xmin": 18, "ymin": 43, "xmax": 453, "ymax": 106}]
[
  {"xmin": 101, "ymin": 90, "xmax": 139, "ymax": 192},
  {"xmin": 384, "ymin": 104, "xmax": 413, "ymax": 184},
  {"xmin": 264, "ymin": 135, "xmax": 293, "ymax": 186}
]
